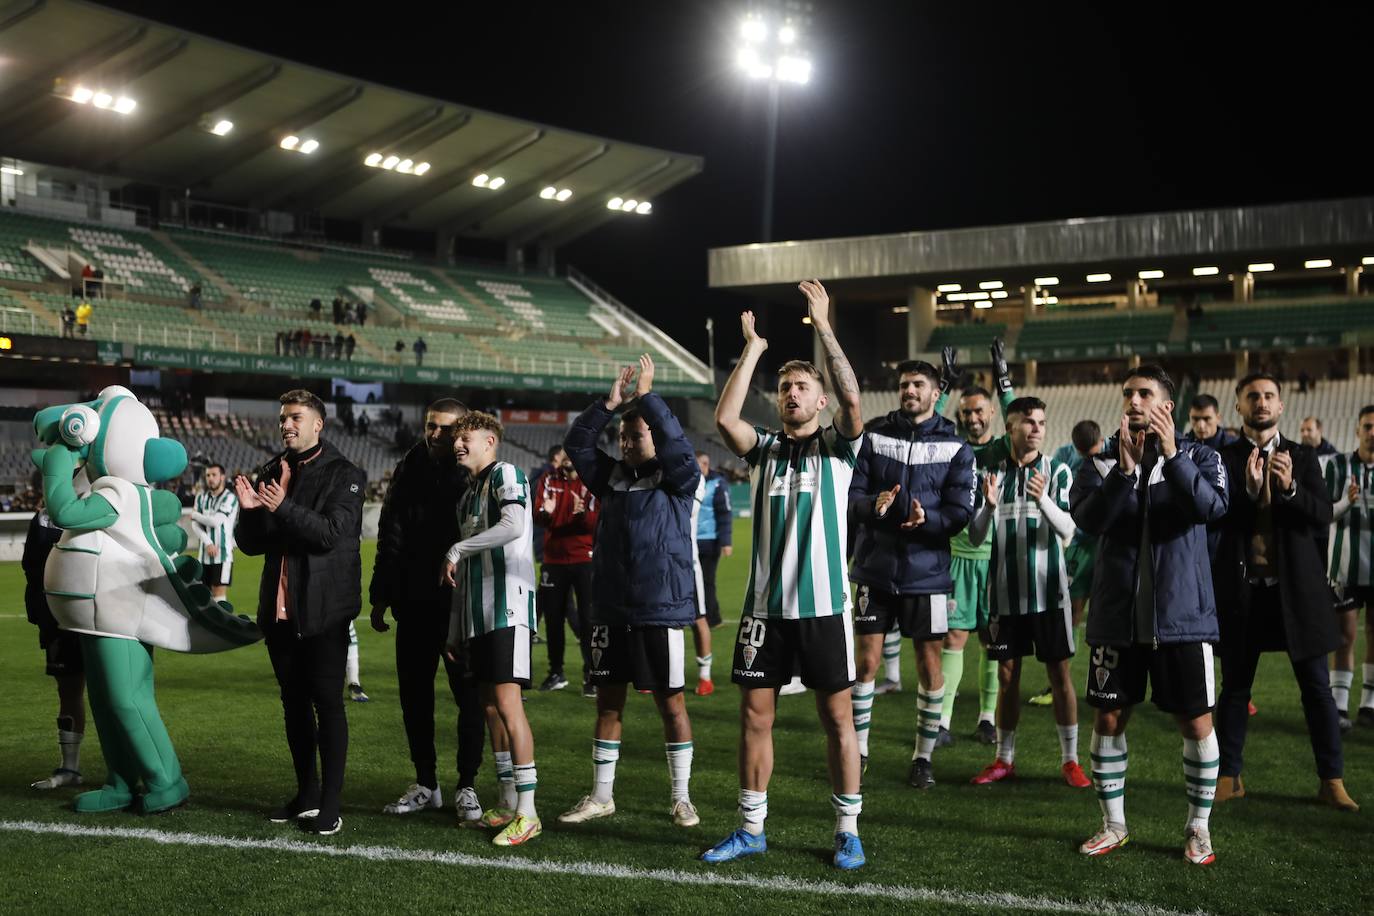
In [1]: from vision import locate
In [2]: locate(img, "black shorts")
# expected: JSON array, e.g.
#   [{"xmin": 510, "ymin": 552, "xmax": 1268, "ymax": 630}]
[
  {"xmin": 44, "ymin": 629, "xmax": 84, "ymax": 678},
  {"xmin": 467, "ymin": 626, "xmax": 532, "ymax": 688},
  {"xmin": 585, "ymin": 624, "xmax": 685, "ymax": 694},
  {"xmin": 1333, "ymin": 585, "xmax": 1374, "ymax": 612},
  {"xmin": 852, "ymin": 587, "xmax": 948, "ymax": 641},
  {"xmin": 731, "ymin": 613, "xmax": 855, "ymax": 692},
  {"xmin": 201, "ymin": 563, "xmax": 232, "ymax": 587},
  {"xmin": 1084, "ymin": 642, "xmax": 1215, "ymax": 718},
  {"xmin": 984, "ymin": 608, "xmax": 1075, "ymax": 663}
]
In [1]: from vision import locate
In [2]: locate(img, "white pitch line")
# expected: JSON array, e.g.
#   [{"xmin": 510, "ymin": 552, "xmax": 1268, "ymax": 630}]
[{"xmin": 0, "ymin": 819, "xmax": 1208, "ymax": 916}]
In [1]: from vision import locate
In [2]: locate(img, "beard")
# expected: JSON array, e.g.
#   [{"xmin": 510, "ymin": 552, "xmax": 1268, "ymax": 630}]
[{"xmin": 1247, "ymin": 416, "xmax": 1278, "ymax": 431}]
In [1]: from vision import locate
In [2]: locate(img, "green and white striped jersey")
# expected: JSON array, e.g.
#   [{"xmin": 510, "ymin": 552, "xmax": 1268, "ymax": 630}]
[
  {"xmin": 192, "ymin": 487, "xmax": 238, "ymax": 566},
  {"xmin": 1324, "ymin": 451, "xmax": 1374, "ymax": 587},
  {"xmin": 986, "ymin": 455, "xmax": 1073, "ymax": 616},
  {"xmin": 454, "ymin": 461, "xmax": 537, "ymax": 638},
  {"xmin": 743, "ymin": 424, "xmax": 863, "ymax": 620}
]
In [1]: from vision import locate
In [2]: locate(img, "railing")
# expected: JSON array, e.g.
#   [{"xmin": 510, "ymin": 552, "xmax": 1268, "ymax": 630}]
[{"xmin": 0, "ymin": 307, "xmax": 39, "ymax": 334}]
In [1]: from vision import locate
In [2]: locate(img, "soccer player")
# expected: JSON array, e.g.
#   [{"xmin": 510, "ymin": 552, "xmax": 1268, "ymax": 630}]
[
  {"xmin": 1326, "ymin": 405, "xmax": 1374, "ymax": 729},
  {"xmin": 966, "ymin": 397, "xmax": 1090, "ymax": 789},
  {"xmin": 703, "ymin": 280, "xmax": 867, "ymax": 870},
  {"xmin": 441, "ymin": 411, "xmax": 541, "ymax": 847},
  {"xmin": 190, "ymin": 463, "xmax": 238, "ymax": 602},
  {"xmin": 848, "ymin": 358, "xmax": 974, "ymax": 788},
  {"xmin": 370, "ymin": 398, "xmax": 485, "ymax": 825},
  {"xmin": 344, "ymin": 622, "xmax": 368, "ymax": 702},
  {"xmin": 1184, "ymin": 394, "xmax": 1240, "ymax": 451},
  {"xmin": 695, "ymin": 450, "xmax": 735, "ymax": 695},
  {"xmin": 1071, "ymin": 365, "xmax": 1227, "ymax": 866},
  {"xmin": 534, "ymin": 446, "xmax": 599, "ymax": 693},
  {"xmin": 560, "ymin": 355, "xmax": 701, "ymax": 828},
  {"xmin": 1210, "ymin": 374, "xmax": 1355, "ymax": 812}
]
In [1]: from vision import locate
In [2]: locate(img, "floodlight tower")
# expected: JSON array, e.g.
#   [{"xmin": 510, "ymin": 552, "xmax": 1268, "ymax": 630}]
[{"xmin": 736, "ymin": 3, "xmax": 813, "ymax": 243}]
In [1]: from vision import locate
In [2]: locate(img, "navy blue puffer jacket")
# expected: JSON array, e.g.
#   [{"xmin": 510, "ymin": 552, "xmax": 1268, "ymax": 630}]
[
  {"xmin": 848, "ymin": 411, "xmax": 975, "ymax": 595},
  {"xmin": 565, "ymin": 393, "xmax": 701, "ymax": 627}
]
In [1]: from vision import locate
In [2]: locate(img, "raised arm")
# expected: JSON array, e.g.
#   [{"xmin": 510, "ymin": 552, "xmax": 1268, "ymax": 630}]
[
  {"xmin": 800, "ymin": 280, "xmax": 862, "ymax": 439},
  {"xmin": 636, "ymin": 378, "xmax": 700, "ymax": 496},
  {"xmin": 565, "ymin": 365, "xmax": 631, "ymax": 496},
  {"xmin": 715, "ymin": 311, "xmax": 766, "ymax": 457}
]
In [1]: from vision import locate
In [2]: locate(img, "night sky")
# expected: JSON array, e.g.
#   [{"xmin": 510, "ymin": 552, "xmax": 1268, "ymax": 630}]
[{"xmin": 102, "ymin": 0, "xmax": 1374, "ymax": 366}]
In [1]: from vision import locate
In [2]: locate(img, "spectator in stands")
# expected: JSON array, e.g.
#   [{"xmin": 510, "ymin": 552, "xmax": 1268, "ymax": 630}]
[
  {"xmin": 1185, "ymin": 394, "xmax": 1240, "ymax": 452},
  {"xmin": 534, "ymin": 447, "xmax": 599, "ymax": 694},
  {"xmin": 1298, "ymin": 369, "xmax": 1313, "ymax": 394},
  {"xmin": 74, "ymin": 301, "xmax": 92, "ymax": 337},
  {"xmin": 313, "ymin": 334, "xmax": 325, "ymax": 359},
  {"xmin": 368, "ymin": 397, "xmax": 485, "ymax": 823},
  {"xmin": 190, "ymin": 284, "xmax": 203, "ymax": 310},
  {"xmin": 91, "ymin": 268, "xmax": 104, "ymax": 298},
  {"xmin": 80, "ymin": 262, "xmax": 94, "ymax": 291},
  {"xmin": 413, "ymin": 337, "xmax": 427, "ymax": 366},
  {"xmin": 343, "ymin": 302, "xmax": 356, "ymax": 325},
  {"xmin": 301, "ymin": 328, "xmax": 313, "ymax": 358},
  {"xmin": 357, "ymin": 301, "xmax": 368, "ymax": 327},
  {"xmin": 61, "ymin": 305, "xmax": 76, "ymax": 339},
  {"xmin": 310, "ymin": 298, "xmax": 322, "ymax": 318},
  {"xmin": 332, "ymin": 297, "xmax": 343, "ymax": 325},
  {"xmin": 1300, "ymin": 416, "xmax": 1339, "ymax": 457},
  {"xmin": 395, "ymin": 340, "xmax": 405, "ymax": 361},
  {"xmin": 345, "ymin": 334, "xmax": 356, "ymax": 362},
  {"xmin": 358, "ymin": 412, "xmax": 370, "ymax": 437},
  {"xmin": 291, "ymin": 329, "xmax": 304, "ymax": 357},
  {"xmin": 333, "ymin": 331, "xmax": 345, "ymax": 360}
]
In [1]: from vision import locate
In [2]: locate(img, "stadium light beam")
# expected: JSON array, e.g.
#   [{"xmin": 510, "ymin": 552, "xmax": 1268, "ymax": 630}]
[
  {"xmin": 414, "ymin": 162, "xmax": 431, "ymax": 176},
  {"xmin": 978, "ymin": 280, "xmax": 1003, "ymax": 290},
  {"xmin": 937, "ymin": 283, "xmax": 961, "ymax": 292},
  {"xmin": 990, "ymin": 290, "xmax": 1008, "ymax": 299},
  {"xmin": 607, "ymin": 197, "xmax": 623, "ymax": 210},
  {"xmin": 298, "ymin": 139, "xmax": 319, "ymax": 155},
  {"xmin": 635, "ymin": 201, "xmax": 651, "ymax": 214},
  {"xmin": 1363, "ymin": 256, "xmax": 1374, "ymax": 266},
  {"xmin": 211, "ymin": 119, "xmax": 234, "ymax": 136},
  {"xmin": 280, "ymin": 135, "xmax": 300, "ymax": 150},
  {"xmin": 556, "ymin": 188, "xmax": 573, "ymax": 202},
  {"xmin": 540, "ymin": 186, "xmax": 556, "ymax": 199},
  {"xmin": 92, "ymin": 92, "xmax": 113, "ymax": 109},
  {"xmin": 488, "ymin": 176, "xmax": 505, "ymax": 190},
  {"xmin": 364, "ymin": 152, "xmax": 383, "ymax": 167},
  {"xmin": 1304, "ymin": 258, "xmax": 1332, "ymax": 269},
  {"xmin": 70, "ymin": 86, "xmax": 94, "ymax": 104}
]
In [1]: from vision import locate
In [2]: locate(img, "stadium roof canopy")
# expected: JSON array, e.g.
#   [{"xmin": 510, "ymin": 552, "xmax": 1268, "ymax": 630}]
[
  {"xmin": 0, "ymin": 0, "xmax": 702, "ymax": 248},
  {"xmin": 708, "ymin": 196, "xmax": 1374, "ymax": 296}
]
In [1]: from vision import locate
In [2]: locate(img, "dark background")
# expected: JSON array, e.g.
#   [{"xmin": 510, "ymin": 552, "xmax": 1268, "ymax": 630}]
[{"xmin": 101, "ymin": 0, "xmax": 1374, "ymax": 366}]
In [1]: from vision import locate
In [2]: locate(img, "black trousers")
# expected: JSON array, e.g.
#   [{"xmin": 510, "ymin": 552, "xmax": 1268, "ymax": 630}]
[
  {"xmin": 1216, "ymin": 584, "xmax": 1344, "ymax": 780},
  {"xmin": 395, "ymin": 600, "xmax": 483, "ymax": 790},
  {"xmin": 538, "ymin": 563, "xmax": 592, "ymax": 674},
  {"xmin": 698, "ymin": 540, "xmax": 724, "ymax": 627},
  {"xmin": 266, "ymin": 618, "xmax": 349, "ymax": 820}
]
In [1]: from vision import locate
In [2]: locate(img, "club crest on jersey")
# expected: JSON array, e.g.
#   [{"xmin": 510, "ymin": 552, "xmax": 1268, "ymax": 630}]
[
  {"xmin": 987, "ymin": 619, "xmax": 1000, "ymax": 642},
  {"xmin": 857, "ymin": 588, "xmax": 869, "ymax": 613},
  {"xmin": 1095, "ymin": 667, "xmax": 1110, "ymax": 691},
  {"xmin": 743, "ymin": 645, "xmax": 757, "ymax": 669},
  {"xmin": 592, "ymin": 648, "xmax": 603, "ymax": 668}
]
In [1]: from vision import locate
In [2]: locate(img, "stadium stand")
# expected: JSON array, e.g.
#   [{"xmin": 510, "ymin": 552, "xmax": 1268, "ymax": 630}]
[
  {"xmin": 1186, "ymin": 299, "xmax": 1374, "ymax": 351},
  {"xmin": 927, "ymin": 323, "xmax": 1008, "ymax": 351},
  {"xmin": 1016, "ymin": 309, "xmax": 1176, "ymax": 360}
]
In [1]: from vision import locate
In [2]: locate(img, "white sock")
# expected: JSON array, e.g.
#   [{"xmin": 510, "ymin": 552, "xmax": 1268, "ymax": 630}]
[
  {"xmin": 1058, "ymin": 723, "xmax": 1079, "ymax": 765},
  {"xmin": 592, "ymin": 739, "xmax": 619, "ymax": 804},
  {"xmin": 979, "ymin": 711, "xmax": 995, "ymax": 725},
  {"xmin": 1183, "ymin": 732, "xmax": 1219, "ymax": 831},
  {"xmin": 913, "ymin": 687, "xmax": 944, "ymax": 761},
  {"xmin": 57, "ymin": 717, "xmax": 82, "ymax": 773},
  {"xmin": 666, "ymin": 742, "xmax": 693, "ymax": 804},
  {"xmin": 1331, "ymin": 669, "xmax": 1354, "ymax": 715},
  {"xmin": 697, "ymin": 654, "xmax": 712, "ymax": 682},
  {"xmin": 996, "ymin": 728, "xmax": 1017, "ymax": 764},
  {"xmin": 513, "ymin": 762, "xmax": 537, "ymax": 819},
  {"xmin": 882, "ymin": 629, "xmax": 902, "ymax": 683},
  {"xmin": 831, "ymin": 792, "xmax": 862, "ymax": 835},
  {"xmin": 494, "ymin": 751, "xmax": 516, "ymax": 810},
  {"xmin": 346, "ymin": 622, "xmax": 360, "ymax": 685},
  {"xmin": 739, "ymin": 788, "xmax": 767, "ymax": 835},
  {"xmin": 1090, "ymin": 732, "xmax": 1128, "ymax": 829},
  {"xmin": 1362, "ymin": 663, "xmax": 1374, "ymax": 709},
  {"xmin": 852, "ymin": 680, "xmax": 875, "ymax": 757}
]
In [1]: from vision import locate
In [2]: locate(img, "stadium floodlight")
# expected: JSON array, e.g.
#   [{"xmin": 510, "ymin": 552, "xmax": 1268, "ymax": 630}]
[
  {"xmin": 488, "ymin": 176, "xmax": 506, "ymax": 190},
  {"xmin": 540, "ymin": 186, "xmax": 557, "ymax": 199},
  {"xmin": 978, "ymin": 280, "xmax": 1003, "ymax": 290},
  {"xmin": 299, "ymin": 139, "xmax": 319, "ymax": 154},
  {"xmin": 414, "ymin": 162, "xmax": 431, "ymax": 175},
  {"xmin": 621, "ymin": 199, "xmax": 639, "ymax": 212},
  {"xmin": 1248, "ymin": 262, "xmax": 1275, "ymax": 272},
  {"xmin": 1043, "ymin": 295, "xmax": 1059, "ymax": 305},
  {"xmin": 1304, "ymin": 258, "xmax": 1332, "ymax": 269},
  {"xmin": 742, "ymin": 15, "xmax": 767, "ymax": 42},
  {"xmin": 1138, "ymin": 269, "xmax": 1164, "ymax": 280},
  {"xmin": 776, "ymin": 56, "xmax": 811, "ymax": 84},
  {"xmin": 779, "ymin": 24, "xmax": 797, "ymax": 44},
  {"xmin": 280, "ymin": 135, "xmax": 300, "ymax": 151},
  {"xmin": 974, "ymin": 301, "xmax": 994, "ymax": 309},
  {"xmin": 384, "ymin": 156, "xmax": 402, "ymax": 170},
  {"xmin": 211, "ymin": 119, "xmax": 235, "ymax": 136},
  {"xmin": 1086, "ymin": 273, "xmax": 1112, "ymax": 283},
  {"xmin": 114, "ymin": 96, "xmax": 136, "ymax": 114},
  {"xmin": 990, "ymin": 290, "xmax": 1008, "ymax": 299},
  {"xmin": 1363, "ymin": 256, "xmax": 1374, "ymax": 266},
  {"xmin": 396, "ymin": 159, "xmax": 414, "ymax": 173},
  {"xmin": 607, "ymin": 197, "xmax": 624, "ymax": 210},
  {"xmin": 556, "ymin": 188, "xmax": 573, "ymax": 202},
  {"xmin": 892, "ymin": 305, "xmax": 910, "ymax": 314},
  {"xmin": 1192, "ymin": 266, "xmax": 1219, "ymax": 276},
  {"xmin": 1035, "ymin": 276, "xmax": 1059, "ymax": 286},
  {"xmin": 472, "ymin": 172, "xmax": 489, "ymax": 186},
  {"xmin": 0, "ymin": 166, "xmax": 23, "ymax": 176},
  {"xmin": 92, "ymin": 92, "xmax": 113, "ymax": 109},
  {"xmin": 937, "ymin": 283, "xmax": 961, "ymax": 292},
  {"xmin": 967, "ymin": 291, "xmax": 990, "ymax": 300},
  {"xmin": 635, "ymin": 201, "xmax": 652, "ymax": 214},
  {"xmin": 70, "ymin": 86, "xmax": 94, "ymax": 104},
  {"xmin": 364, "ymin": 152, "xmax": 383, "ymax": 167}
]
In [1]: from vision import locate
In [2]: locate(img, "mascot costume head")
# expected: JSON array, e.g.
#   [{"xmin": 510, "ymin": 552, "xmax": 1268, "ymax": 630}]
[{"xmin": 34, "ymin": 385, "xmax": 260, "ymax": 813}]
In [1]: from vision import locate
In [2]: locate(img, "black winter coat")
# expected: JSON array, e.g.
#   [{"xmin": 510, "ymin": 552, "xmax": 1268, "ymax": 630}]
[
  {"xmin": 236, "ymin": 439, "xmax": 366, "ymax": 637},
  {"xmin": 1210, "ymin": 435, "xmax": 1339, "ymax": 661},
  {"xmin": 368, "ymin": 441, "xmax": 468, "ymax": 614},
  {"xmin": 23, "ymin": 510, "xmax": 62, "ymax": 632}
]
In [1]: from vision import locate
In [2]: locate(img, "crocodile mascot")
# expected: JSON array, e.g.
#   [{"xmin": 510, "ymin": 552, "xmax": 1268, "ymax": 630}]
[{"xmin": 33, "ymin": 385, "xmax": 260, "ymax": 813}]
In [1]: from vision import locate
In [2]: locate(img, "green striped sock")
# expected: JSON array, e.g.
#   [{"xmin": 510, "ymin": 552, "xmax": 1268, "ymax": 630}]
[
  {"xmin": 513, "ymin": 761, "xmax": 537, "ymax": 819},
  {"xmin": 665, "ymin": 741, "xmax": 693, "ymax": 804},
  {"xmin": 852, "ymin": 680, "xmax": 875, "ymax": 757},
  {"xmin": 914, "ymin": 687, "xmax": 944, "ymax": 761},
  {"xmin": 1090, "ymin": 731, "xmax": 1127, "ymax": 828},
  {"xmin": 592, "ymin": 739, "xmax": 620, "ymax": 804},
  {"xmin": 1183, "ymin": 733, "xmax": 1219, "ymax": 830}
]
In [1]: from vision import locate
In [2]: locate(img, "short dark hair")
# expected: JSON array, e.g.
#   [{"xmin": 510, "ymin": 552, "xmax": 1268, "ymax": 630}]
[
  {"xmin": 620, "ymin": 407, "xmax": 646, "ymax": 429},
  {"xmin": 1190, "ymin": 394, "xmax": 1220, "ymax": 413},
  {"xmin": 695, "ymin": 450, "xmax": 709, "ymax": 459},
  {"xmin": 959, "ymin": 386, "xmax": 993, "ymax": 403},
  {"xmin": 895, "ymin": 360, "xmax": 940, "ymax": 386},
  {"xmin": 1006, "ymin": 396, "xmax": 1046, "ymax": 419},
  {"xmin": 1360, "ymin": 405, "xmax": 1374, "ymax": 420},
  {"xmin": 426, "ymin": 397, "xmax": 467, "ymax": 417},
  {"xmin": 1122, "ymin": 364, "xmax": 1175, "ymax": 401},
  {"xmin": 547, "ymin": 444, "xmax": 566, "ymax": 460},
  {"xmin": 279, "ymin": 388, "xmax": 327, "ymax": 419},
  {"xmin": 1071, "ymin": 419, "xmax": 1101, "ymax": 454},
  {"xmin": 1235, "ymin": 371, "xmax": 1282, "ymax": 397},
  {"xmin": 205, "ymin": 463, "xmax": 226, "ymax": 475}
]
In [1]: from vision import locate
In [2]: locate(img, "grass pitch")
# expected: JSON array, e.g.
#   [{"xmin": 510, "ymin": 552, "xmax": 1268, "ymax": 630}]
[{"xmin": 1, "ymin": 520, "xmax": 1370, "ymax": 915}]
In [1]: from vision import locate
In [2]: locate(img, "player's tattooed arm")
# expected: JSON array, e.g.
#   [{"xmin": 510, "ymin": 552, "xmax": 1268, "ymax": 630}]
[{"xmin": 800, "ymin": 279, "xmax": 862, "ymax": 439}]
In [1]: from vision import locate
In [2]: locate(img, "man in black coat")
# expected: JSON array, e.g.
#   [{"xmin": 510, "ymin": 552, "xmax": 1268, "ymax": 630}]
[
  {"xmin": 369, "ymin": 398, "xmax": 485, "ymax": 823},
  {"xmin": 235, "ymin": 389, "xmax": 366, "ymax": 835},
  {"xmin": 1210, "ymin": 372, "xmax": 1357, "ymax": 812}
]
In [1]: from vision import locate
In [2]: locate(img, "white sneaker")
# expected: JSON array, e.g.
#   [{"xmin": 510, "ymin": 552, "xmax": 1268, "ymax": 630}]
[
  {"xmin": 671, "ymin": 798, "xmax": 700, "ymax": 827},
  {"xmin": 558, "ymin": 795, "xmax": 616, "ymax": 824},
  {"xmin": 455, "ymin": 786, "xmax": 484, "ymax": 826},
  {"xmin": 1079, "ymin": 822, "xmax": 1130, "ymax": 857},
  {"xmin": 31, "ymin": 768, "xmax": 82, "ymax": 790},
  {"xmin": 779, "ymin": 677, "xmax": 807, "ymax": 696},
  {"xmin": 1183, "ymin": 826, "xmax": 1216, "ymax": 865},
  {"xmin": 873, "ymin": 678, "xmax": 903, "ymax": 695},
  {"xmin": 382, "ymin": 784, "xmax": 441, "ymax": 815}
]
